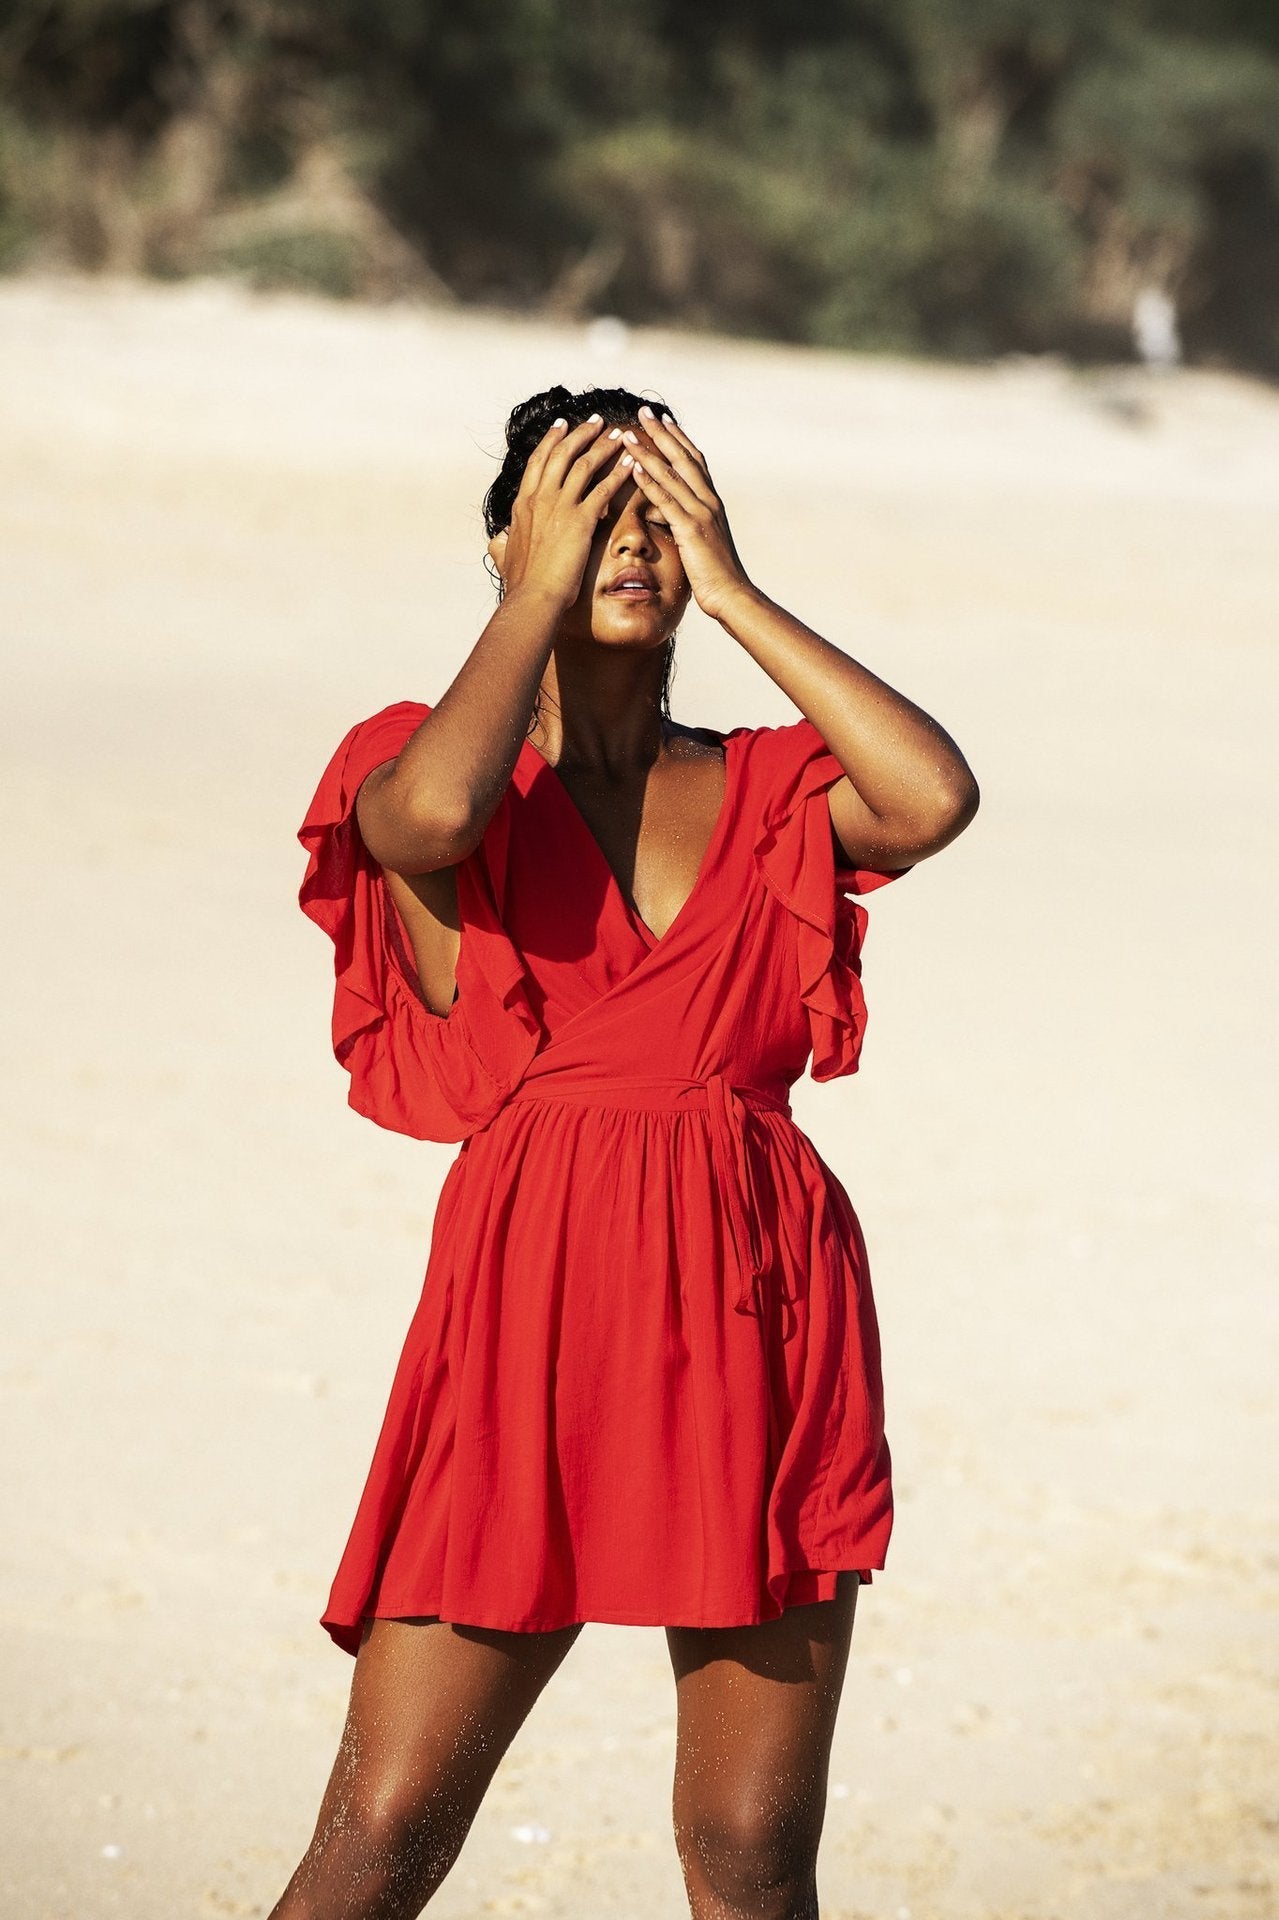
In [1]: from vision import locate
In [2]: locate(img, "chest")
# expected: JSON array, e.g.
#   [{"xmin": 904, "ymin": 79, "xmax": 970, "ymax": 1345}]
[{"xmin": 544, "ymin": 748, "xmax": 729, "ymax": 945}]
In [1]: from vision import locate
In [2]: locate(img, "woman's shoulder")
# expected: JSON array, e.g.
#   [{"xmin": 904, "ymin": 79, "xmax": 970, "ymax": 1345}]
[
  {"xmin": 682, "ymin": 714, "xmax": 830, "ymax": 780},
  {"xmin": 298, "ymin": 701, "xmax": 430, "ymax": 825},
  {"xmin": 329, "ymin": 698, "xmax": 431, "ymax": 775},
  {"xmin": 740, "ymin": 714, "xmax": 825, "ymax": 752},
  {"xmin": 679, "ymin": 715, "xmax": 827, "ymax": 748}
]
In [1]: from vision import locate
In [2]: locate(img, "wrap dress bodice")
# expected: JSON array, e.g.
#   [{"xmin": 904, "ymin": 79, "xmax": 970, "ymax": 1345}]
[{"xmin": 299, "ymin": 701, "xmax": 910, "ymax": 1651}]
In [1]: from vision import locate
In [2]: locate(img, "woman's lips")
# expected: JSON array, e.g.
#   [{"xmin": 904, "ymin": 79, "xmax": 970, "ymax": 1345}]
[{"xmin": 604, "ymin": 576, "xmax": 659, "ymax": 599}]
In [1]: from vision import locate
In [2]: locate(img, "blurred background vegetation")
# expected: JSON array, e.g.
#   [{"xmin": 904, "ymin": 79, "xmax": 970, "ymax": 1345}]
[{"xmin": 1, "ymin": 0, "xmax": 1277, "ymax": 370}]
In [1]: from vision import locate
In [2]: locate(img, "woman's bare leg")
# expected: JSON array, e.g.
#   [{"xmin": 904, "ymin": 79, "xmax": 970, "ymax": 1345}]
[
  {"xmin": 665, "ymin": 1573, "xmax": 860, "ymax": 1920},
  {"xmin": 269, "ymin": 1613, "xmax": 583, "ymax": 1920}
]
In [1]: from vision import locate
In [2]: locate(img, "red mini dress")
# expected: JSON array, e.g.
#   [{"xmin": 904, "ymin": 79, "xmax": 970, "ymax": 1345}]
[{"xmin": 298, "ymin": 702, "xmax": 910, "ymax": 1655}]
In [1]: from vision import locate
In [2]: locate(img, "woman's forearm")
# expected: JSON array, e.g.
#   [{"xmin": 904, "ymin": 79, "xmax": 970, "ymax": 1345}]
[
  {"xmin": 360, "ymin": 414, "xmax": 640, "ymax": 875},
  {"xmin": 357, "ymin": 584, "xmax": 564, "ymax": 873}
]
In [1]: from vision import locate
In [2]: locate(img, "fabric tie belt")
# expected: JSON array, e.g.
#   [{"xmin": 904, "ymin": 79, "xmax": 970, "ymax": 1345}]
[{"xmin": 503, "ymin": 1071, "xmax": 793, "ymax": 1319}]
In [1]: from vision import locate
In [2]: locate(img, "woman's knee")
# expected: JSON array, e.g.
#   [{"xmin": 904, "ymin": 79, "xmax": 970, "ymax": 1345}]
[
  {"xmin": 354, "ymin": 1772, "xmax": 473, "ymax": 1867},
  {"xmin": 275, "ymin": 1775, "xmax": 474, "ymax": 1919},
  {"xmin": 674, "ymin": 1793, "xmax": 824, "ymax": 1916},
  {"xmin": 272, "ymin": 1616, "xmax": 586, "ymax": 1918}
]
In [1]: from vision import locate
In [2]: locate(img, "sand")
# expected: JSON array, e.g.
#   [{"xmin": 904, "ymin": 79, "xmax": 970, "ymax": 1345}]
[{"xmin": 1, "ymin": 275, "xmax": 1275, "ymax": 1919}]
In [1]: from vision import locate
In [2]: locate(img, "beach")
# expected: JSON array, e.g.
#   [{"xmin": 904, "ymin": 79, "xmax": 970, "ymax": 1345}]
[{"xmin": 2, "ymin": 275, "xmax": 1276, "ymax": 1918}]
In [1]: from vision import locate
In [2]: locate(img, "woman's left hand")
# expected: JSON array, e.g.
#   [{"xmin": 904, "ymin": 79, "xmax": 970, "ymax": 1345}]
[{"xmin": 624, "ymin": 409, "xmax": 755, "ymax": 624}]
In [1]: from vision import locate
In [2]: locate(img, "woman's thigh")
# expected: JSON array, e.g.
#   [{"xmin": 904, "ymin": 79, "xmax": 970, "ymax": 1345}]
[
  {"xmin": 664, "ymin": 1574, "xmax": 861, "ymax": 1915},
  {"xmin": 271, "ymin": 1613, "xmax": 582, "ymax": 1919}
]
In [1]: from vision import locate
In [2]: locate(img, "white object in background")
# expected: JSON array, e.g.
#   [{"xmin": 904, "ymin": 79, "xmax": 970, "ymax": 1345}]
[
  {"xmin": 587, "ymin": 315, "xmax": 630, "ymax": 362},
  {"xmin": 1133, "ymin": 286, "xmax": 1181, "ymax": 370}
]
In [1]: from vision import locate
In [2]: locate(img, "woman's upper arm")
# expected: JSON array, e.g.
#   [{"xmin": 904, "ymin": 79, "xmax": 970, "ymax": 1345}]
[{"xmin": 382, "ymin": 864, "xmax": 463, "ymax": 1019}]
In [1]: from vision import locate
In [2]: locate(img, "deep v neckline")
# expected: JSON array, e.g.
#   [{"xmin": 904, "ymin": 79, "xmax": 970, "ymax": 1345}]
[{"xmin": 522, "ymin": 727, "xmax": 741, "ymax": 951}]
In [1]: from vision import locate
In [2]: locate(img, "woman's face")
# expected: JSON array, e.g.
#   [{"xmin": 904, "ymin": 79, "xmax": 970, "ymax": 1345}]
[
  {"xmin": 576, "ymin": 500, "xmax": 688, "ymax": 645},
  {"xmin": 537, "ymin": 422, "xmax": 692, "ymax": 650}
]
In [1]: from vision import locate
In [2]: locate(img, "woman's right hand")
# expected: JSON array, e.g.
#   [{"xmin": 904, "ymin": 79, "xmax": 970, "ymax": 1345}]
[{"xmin": 488, "ymin": 416, "xmax": 631, "ymax": 610}]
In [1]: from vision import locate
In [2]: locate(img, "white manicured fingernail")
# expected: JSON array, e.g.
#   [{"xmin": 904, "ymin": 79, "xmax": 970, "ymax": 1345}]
[
  {"xmin": 587, "ymin": 412, "xmax": 602, "ymax": 423},
  {"xmin": 638, "ymin": 405, "xmax": 655, "ymax": 420},
  {"xmin": 623, "ymin": 430, "xmax": 638, "ymax": 445},
  {"xmin": 607, "ymin": 427, "xmax": 621, "ymax": 440},
  {"xmin": 552, "ymin": 417, "xmax": 566, "ymax": 428},
  {"xmin": 620, "ymin": 453, "xmax": 633, "ymax": 467}
]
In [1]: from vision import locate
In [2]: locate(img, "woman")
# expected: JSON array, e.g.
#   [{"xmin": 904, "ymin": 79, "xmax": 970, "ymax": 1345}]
[{"xmin": 276, "ymin": 384, "xmax": 979, "ymax": 1919}]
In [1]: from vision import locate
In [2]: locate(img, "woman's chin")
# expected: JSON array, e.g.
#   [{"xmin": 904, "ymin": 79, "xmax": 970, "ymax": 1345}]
[{"xmin": 588, "ymin": 600, "xmax": 675, "ymax": 647}]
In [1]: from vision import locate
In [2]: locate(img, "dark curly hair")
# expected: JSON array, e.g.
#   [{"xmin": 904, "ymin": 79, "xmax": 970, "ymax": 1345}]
[{"xmin": 483, "ymin": 384, "xmax": 681, "ymax": 737}]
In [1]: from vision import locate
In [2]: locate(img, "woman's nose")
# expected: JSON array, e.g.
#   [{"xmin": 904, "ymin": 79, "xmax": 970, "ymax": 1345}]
[{"xmin": 612, "ymin": 509, "xmax": 657, "ymax": 555}]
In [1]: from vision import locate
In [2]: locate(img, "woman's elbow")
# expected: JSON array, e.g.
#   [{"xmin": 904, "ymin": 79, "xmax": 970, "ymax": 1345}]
[
  {"xmin": 910, "ymin": 768, "xmax": 980, "ymax": 858},
  {"xmin": 947, "ymin": 770, "xmax": 981, "ymax": 833},
  {"xmin": 358, "ymin": 776, "xmax": 480, "ymax": 874}
]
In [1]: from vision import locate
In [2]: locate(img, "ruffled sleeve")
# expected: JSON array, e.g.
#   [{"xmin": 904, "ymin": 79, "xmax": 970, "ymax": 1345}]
[
  {"xmin": 298, "ymin": 702, "xmax": 542, "ymax": 1142},
  {"xmin": 752, "ymin": 719, "xmax": 912, "ymax": 1083}
]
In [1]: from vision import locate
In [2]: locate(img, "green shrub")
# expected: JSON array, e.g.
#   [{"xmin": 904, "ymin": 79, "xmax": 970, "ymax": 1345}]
[
  {"xmin": 2, "ymin": 0, "xmax": 1279, "ymax": 370},
  {"xmin": 208, "ymin": 224, "xmax": 362, "ymax": 298}
]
